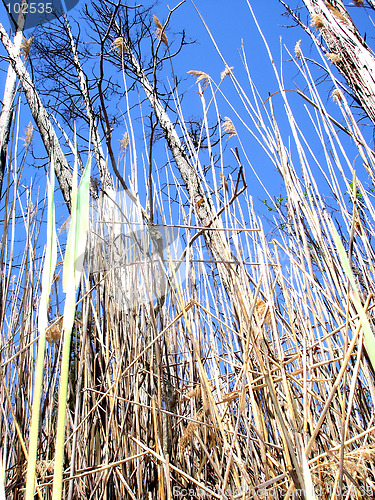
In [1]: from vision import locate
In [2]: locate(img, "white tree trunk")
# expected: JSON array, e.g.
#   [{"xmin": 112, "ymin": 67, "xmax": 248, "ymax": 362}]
[
  {"xmin": 123, "ymin": 41, "xmax": 233, "ymax": 270},
  {"xmin": 303, "ymin": 0, "xmax": 375, "ymax": 124},
  {"xmin": 0, "ymin": 1, "xmax": 28, "ymax": 194},
  {"xmin": 0, "ymin": 22, "xmax": 73, "ymax": 208}
]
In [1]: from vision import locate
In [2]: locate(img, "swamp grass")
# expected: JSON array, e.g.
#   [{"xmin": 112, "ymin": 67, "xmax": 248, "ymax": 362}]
[{"xmin": 2, "ymin": 16, "xmax": 375, "ymax": 500}]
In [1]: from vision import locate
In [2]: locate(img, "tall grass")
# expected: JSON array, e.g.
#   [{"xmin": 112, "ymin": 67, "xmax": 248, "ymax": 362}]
[{"xmin": 2, "ymin": 11, "xmax": 375, "ymax": 500}]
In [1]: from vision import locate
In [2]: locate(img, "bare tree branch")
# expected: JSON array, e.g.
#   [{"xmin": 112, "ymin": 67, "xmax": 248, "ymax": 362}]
[{"xmin": 64, "ymin": 14, "xmax": 114, "ymax": 193}]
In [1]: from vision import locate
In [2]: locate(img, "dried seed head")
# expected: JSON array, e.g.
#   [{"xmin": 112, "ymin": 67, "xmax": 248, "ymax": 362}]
[
  {"xmin": 112, "ymin": 37, "xmax": 127, "ymax": 56},
  {"xmin": 314, "ymin": 445, "xmax": 375, "ymax": 482},
  {"xmin": 22, "ymin": 122, "xmax": 33, "ymax": 148},
  {"xmin": 220, "ymin": 65, "xmax": 233, "ymax": 80},
  {"xmin": 352, "ymin": 0, "xmax": 363, "ymax": 4},
  {"xmin": 349, "ymin": 444, "xmax": 375, "ymax": 463},
  {"xmin": 184, "ymin": 385, "xmax": 201, "ymax": 400},
  {"xmin": 46, "ymin": 317, "xmax": 63, "ymax": 343},
  {"xmin": 311, "ymin": 14, "xmax": 324, "ymax": 29},
  {"xmin": 188, "ymin": 70, "xmax": 211, "ymax": 88},
  {"xmin": 325, "ymin": 1, "xmax": 349, "ymax": 23},
  {"xmin": 120, "ymin": 131, "xmax": 130, "ymax": 157},
  {"xmin": 153, "ymin": 14, "xmax": 168, "ymax": 47},
  {"xmin": 21, "ymin": 36, "xmax": 34, "ymax": 60},
  {"xmin": 255, "ymin": 298, "xmax": 271, "ymax": 325},
  {"xmin": 220, "ymin": 172, "xmax": 229, "ymax": 193},
  {"xmin": 59, "ymin": 216, "xmax": 71, "ymax": 236},
  {"xmin": 178, "ymin": 408, "xmax": 204, "ymax": 450},
  {"xmin": 36, "ymin": 460, "xmax": 54, "ymax": 480},
  {"xmin": 294, "ymin": 40, "xmax": 302, "ymax": 60},
  {"xmin": 223, "ymin": 117, "xmax": 236, "ymax": 138},
  {"xmin": 332, "ymin": 89, "xmax": 343, "ymax": 102},
  {"xmin": 326, "ymin": 53, "xmax": 341, "ymax": 64}
]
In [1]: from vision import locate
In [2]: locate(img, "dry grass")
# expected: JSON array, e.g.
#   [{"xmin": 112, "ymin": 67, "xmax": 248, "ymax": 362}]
[{"xmin": 2, "ymin": 9, "xmax": 375, "ymax": 500}]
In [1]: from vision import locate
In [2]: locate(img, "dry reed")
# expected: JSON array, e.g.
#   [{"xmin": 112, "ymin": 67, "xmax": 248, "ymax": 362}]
[{"xmin": 2, "ymin": 7, "xmax": 375, "ymax": 500}]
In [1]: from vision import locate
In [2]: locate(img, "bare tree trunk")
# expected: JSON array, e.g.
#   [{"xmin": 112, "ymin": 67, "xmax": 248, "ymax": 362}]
[
  {"xmin": 64, "ymin": 15, "xmax": 114, "ymax": 194},
  {"xmin": 365, "ymin": 0, "xmax": 375, "ymax": 10},
  {"xmin": 0, "ymin": 0, "xmax": 28, "ymax": 196},
  {"xmin": 0, "ymin": 22, "xmax": 73, "ymax": 209},
  {"xmin": 297, "ymin": 0, "xmax": 375, "ymax": 124},
  {"xmin": 121, "ymin": 39, "xmax": 232, "ymax": 281}
]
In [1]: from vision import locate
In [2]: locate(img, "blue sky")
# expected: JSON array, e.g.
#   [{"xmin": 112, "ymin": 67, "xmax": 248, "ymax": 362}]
[{"xmin": 1, "ymin": 0, "xmax": 374, "ymax": 232}]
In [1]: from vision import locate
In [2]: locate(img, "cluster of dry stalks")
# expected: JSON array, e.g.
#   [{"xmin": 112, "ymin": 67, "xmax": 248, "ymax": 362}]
[{"xmin": 2, "ymin": 15, "xmax": 375, "ymax": 500}]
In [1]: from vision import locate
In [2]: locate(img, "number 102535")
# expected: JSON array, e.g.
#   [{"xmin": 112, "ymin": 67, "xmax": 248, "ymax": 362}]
[{"xmin": 6, "ymin": 2, "xmax": 53, "ymax": 15}]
